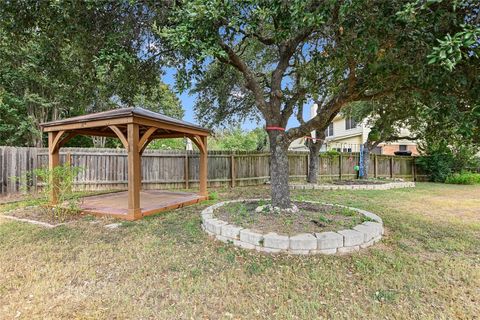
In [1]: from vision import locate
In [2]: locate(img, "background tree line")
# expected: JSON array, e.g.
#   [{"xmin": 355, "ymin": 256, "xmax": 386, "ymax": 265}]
[{"xmin": 0, "ymin": 1, "xmax": 182, "ymax": 148}]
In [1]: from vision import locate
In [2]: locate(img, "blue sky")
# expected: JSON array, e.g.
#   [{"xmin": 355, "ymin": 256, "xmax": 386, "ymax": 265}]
[{"xmin": 162, "ymin": 67, "xmax": 311, "ymax": 131}]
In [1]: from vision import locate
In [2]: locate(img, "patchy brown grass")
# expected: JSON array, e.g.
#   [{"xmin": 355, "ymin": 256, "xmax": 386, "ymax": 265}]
[{"xmin": 0, "ymin": 183, "xmax": 479, "ymax": 319}]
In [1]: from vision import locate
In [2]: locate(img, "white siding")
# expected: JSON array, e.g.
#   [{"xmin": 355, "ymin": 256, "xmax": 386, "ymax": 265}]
[{"xmin": 328, "ymin": 117, "xmax": 364, "ymax": 141}]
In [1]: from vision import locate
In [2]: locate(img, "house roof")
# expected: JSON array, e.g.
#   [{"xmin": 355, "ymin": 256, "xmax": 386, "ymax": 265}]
[{"xmin": 40, "ymin": 107, "xmax": 210, "ymax": 134}]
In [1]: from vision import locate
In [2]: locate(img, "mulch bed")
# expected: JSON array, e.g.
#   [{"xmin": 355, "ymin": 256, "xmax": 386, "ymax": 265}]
[
  {"xmin": 214, "ymin": 201, "xmax": 371, "ymax": 235},
  {"xmin": 4, "ymin": 206, "xmax": 84, "ymax": 225}
]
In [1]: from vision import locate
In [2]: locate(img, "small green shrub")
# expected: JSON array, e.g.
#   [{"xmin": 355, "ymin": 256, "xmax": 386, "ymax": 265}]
[
  {"xmin": 339, "ymin": 208, "xmax": 356, "ymax": 217},
  {"xmin": 320, "ymin": 150, "xmax": 340, "ymax": 157},
  {"xmin": 445, "ymin": 172, "xmax": 480, "ymax": 185},
  {"xmin": 317, "ymin": 215, "xmax": 332, "ymax": 224},
  {"xmin": 34, "ymin": 164, "xmax": 83, "ymax": 222},
  {"xmin": 208, "ymin": 191, "xmax": 219, "ymax": 200}
]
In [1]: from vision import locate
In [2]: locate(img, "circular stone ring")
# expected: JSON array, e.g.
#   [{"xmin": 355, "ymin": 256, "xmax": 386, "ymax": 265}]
[{"xmin": 201, "ymin": 199, "xmax": 384, "ymax": 255}]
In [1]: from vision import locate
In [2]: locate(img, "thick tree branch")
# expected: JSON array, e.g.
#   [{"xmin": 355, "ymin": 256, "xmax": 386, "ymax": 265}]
[
  {"xmin": 217, "ymin": 40, "xmax": 268, "ymax": 114},
  {"xmin": 287, "ymin": 90, "xmax": 355, "ymax": 141},
  {"xmin": 286, "ymin": 83, "xmax": 418, "ymax": 142},
  {"xmin": 271, "ymin": 29, "xmax": 314, "ymax": 93}
]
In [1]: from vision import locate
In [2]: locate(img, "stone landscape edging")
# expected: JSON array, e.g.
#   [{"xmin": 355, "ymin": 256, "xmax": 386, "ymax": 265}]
[
  {"xmin": 290, "ymin": 181, "xmax": 415, "ymax": 191},
  {"xmin": 0, "ymin": 206, "xmax": 70, "ymax": 228},
  {"xmin": 201, "ymin": 199, "xmax": 384, "ymax": 255}
]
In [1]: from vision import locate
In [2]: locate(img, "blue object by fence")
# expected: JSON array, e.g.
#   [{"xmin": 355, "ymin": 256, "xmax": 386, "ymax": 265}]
[{"xmin": 359, "ymin": 144, "xmax": 364, "ymax": 178}]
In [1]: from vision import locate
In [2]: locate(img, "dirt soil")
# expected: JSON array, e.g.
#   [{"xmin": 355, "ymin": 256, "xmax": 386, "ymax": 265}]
[
  {"xmin": 330, "ymin": 179, "xmax": 389, "ymax": 185},
  {"xmin": 214, "ymin": 201, "xmax": 369, "ymax": 235},
  {"xmin": 4, "ymin": 206, "xmax": 84, "ymax": 225}
]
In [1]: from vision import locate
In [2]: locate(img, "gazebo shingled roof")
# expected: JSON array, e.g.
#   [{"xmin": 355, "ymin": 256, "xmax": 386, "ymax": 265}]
[{"xmin": 40, "ymin": 107, "xmax": 209, "ymax": 221}]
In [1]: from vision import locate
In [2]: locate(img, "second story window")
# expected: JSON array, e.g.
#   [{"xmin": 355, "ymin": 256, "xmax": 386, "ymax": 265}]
[
  {"xmin": 325, "ymin": 123, "xmax": 334, "ymax": 137},
  {"xmin": 345, "ymin": 117, "xmax": 357, "ymax": 130}
]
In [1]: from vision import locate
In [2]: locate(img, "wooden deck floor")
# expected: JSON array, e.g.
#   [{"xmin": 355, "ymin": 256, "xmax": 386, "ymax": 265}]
[{"xmin": 79, "ymin": 190, "xmax": 206, "ymax": 220}]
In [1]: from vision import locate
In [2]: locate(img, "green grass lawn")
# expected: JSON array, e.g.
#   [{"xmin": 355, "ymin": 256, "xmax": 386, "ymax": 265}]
[{"xmin": 0, "ymin": 183, "xmax": 479, "ymax": 319}]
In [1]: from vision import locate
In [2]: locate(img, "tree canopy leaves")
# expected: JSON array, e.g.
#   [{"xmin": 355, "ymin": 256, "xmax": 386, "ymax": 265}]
[
  {"xmin": 160, "ymin": 0, "xmax": 477, "ymax": 142},
  {"xmin": 0, "ymin": 0, "xmax": 182, "ymax": 147}
]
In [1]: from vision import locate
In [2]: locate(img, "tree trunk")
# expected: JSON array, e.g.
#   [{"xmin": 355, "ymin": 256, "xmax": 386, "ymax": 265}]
[
  {"xmin": 268, "ymin": 130, "xmax": 291, "ymax": 208},
  {"xmin": 92, "ymin": 136, "xmax": 107, "ymax": 148},
  {"xmin": 307, "ymin": 140, "xmax": 321, "ymax": 183},
  {"xmin": 361, "ymin": 142, "xmax": 371, "ymax": 180}
]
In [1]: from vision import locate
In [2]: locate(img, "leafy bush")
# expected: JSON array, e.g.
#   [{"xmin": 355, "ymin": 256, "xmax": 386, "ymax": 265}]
[
  {"xmin": 416, "ymin": 142, "xmax": 479, "ymax": 182},
  {"xmin": 34, "ymin": 164, "xmax": 83, "ymax": 221},
  {"xmin": 321, "ymin": 150, "xmax": 340, "ymax": 157},
  {"xmin": 445, "ymin": 172, "xmax": 480, "ymax": 185},
  {"xmin": 416, "ymin": 151, "xmax": 454, "ymax": 182}
]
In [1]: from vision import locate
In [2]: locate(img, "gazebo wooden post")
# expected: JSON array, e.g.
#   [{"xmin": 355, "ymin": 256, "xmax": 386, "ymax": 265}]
[
  {"xmin": 127, "ymin": 123, "xmax": 142, "ymax": 219},
  {"xmin": 48, "ymin": 131, "xmax": 61, "ymax": 205},
  {"xmin": 199, "ymin": 136, "xmax": 208, "ymax": 197}
]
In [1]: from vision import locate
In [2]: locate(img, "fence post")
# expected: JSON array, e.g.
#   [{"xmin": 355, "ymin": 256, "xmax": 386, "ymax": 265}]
[
  {"xmin": 231, "ymin": 153, "xmax": 236, "ymax": 188},
  {"xmin": 390, "ymin": 156, "xmax": 394, "ymax": 179},
  {"xmin": 184, "ymin": 153, "xmax": 189, "ymax": 189},
  {"xmin": 373, "ymin": 154, "xmax": 377, "ymax": 178},
  {"xmin": 338, "ymin": 154, "xmax": 342, "ymax": 180}
]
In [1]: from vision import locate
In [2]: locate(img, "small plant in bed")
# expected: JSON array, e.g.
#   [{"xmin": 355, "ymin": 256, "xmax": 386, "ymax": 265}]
[
  {"xmin": 213, "ymin": 200, "xmax": 370, "ymax": 235},
  {"xmin": 8, "ymin": 164, "xmax": 84, "ymax": 224}
]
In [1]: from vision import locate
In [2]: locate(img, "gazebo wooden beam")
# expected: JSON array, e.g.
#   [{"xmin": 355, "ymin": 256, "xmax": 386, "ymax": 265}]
[
  {"xmin": 109, "ymin": 125, "xmax": 128, "ymax": 149},
  {"xmin": 139, "ymin": 127, "xmax": 158, "ymax": 150},
  {"xmin": 71, "ymin": 129, "xmax": 120, "ymax": 138},
  {"xmin": 43, "ymin": 117, "xmax": 133, "ymax": 132},
  {"xmin": 133, "ymin": 117, "xmax": 208, "ymax": 137},
  {"xmin": 57, "ymin": 132, "xmax": 78, "ymax": 149}
]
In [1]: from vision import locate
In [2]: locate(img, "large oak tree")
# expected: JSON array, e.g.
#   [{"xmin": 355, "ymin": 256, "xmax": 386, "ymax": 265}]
[{"xmin": 159, "ymin": 0, "xmax": 477, "ymax": 208}]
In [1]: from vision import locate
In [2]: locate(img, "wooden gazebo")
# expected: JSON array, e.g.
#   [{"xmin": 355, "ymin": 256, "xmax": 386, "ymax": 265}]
[{"xmin": 40, "ymin": 107, "xmax": 209, "ymax": 220}]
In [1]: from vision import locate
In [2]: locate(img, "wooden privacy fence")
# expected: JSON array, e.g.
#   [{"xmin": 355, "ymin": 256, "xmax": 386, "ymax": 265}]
[{"xmin": 0, "ymin": 146, "xmax": 419, "ymax": 194}]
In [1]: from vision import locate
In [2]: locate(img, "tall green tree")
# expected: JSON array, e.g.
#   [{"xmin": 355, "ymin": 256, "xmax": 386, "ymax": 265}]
[
  {"xmin": 0, "ymin": 0, "xmax": 182, "ymax": 147},
  {"xmin": 209, "ymin": 127, "xmax": 268, "ymax": 151},
  {"xmin": 160, "ymin": 0, "xmax": 476, "ymax": 208}
]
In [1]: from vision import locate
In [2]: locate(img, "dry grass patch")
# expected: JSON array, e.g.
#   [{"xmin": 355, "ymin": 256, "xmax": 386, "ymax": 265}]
[{"xmin": 0, "ymin": 183, "xmax": 479, "ymax": 319}]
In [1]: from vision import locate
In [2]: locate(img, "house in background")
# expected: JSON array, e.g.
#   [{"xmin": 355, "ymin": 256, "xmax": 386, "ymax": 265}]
[{"xmin": 289, "ymin": 104, "xmax": 419, "ymax": 155}]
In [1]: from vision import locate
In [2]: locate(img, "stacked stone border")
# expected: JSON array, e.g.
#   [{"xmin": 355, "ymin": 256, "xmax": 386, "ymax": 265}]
[
  {"xmin": 290, "ymin": 181, "xmax": 415, "ymax": 191},
  {"xmin": 201, "ymin": 199, "xmax": 384, "ymax": 255}
]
